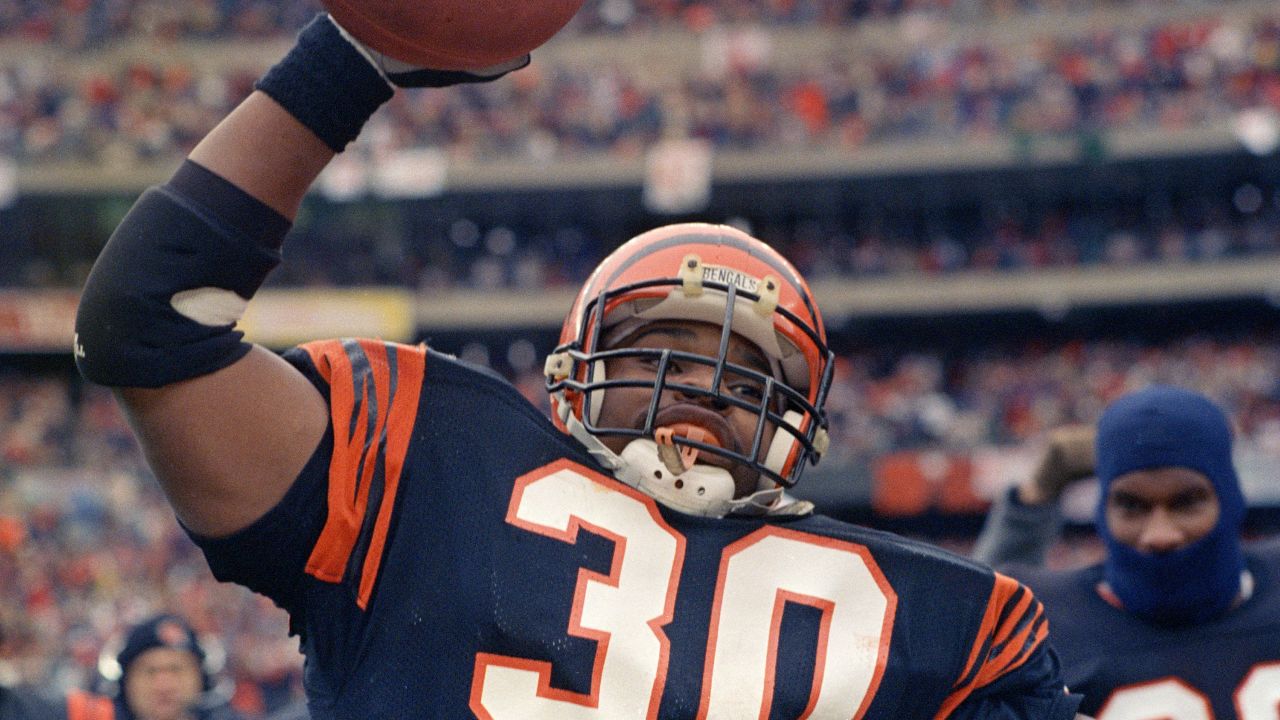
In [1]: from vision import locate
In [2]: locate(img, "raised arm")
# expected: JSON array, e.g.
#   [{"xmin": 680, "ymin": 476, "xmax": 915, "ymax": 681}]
[
  {"xmin": 74, "ymin": 40, "xmax": 356, "ymax": 538},
  {"xmin": 971, "ymin": 424, "xmax": 1096, "ymax": 567},
  {"xmin": 124, "ymin": 93, "xmax": 351, "ymax": 541},
  {"xmin": 75, "ymin": 16, "xmax": 523, "ymax": 537}
]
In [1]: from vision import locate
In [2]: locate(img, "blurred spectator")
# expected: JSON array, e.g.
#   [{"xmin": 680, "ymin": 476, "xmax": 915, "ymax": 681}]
[
  {"xmin": 0, "ymin": 683, "xmax": 83, "ymax": 720},
  {"xmin": 97, "ymin": 614, "xmax": 241, "ymax": 720}
]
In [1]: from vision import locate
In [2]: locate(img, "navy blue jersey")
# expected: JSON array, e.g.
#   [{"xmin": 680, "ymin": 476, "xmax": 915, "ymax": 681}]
[
  {"xmin": 194, "ymin": 340, "xmax": 1078, "ymax": 719},
  {"xmin": 1010, "ymin": 538, "xmax": 1280, "ymax": 719}
]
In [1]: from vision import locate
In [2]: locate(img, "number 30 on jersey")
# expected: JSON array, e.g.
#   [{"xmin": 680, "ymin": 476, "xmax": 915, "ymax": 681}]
[{"xmin": 470, "ymin": 460, "xmax": 898, "ymax": 719}]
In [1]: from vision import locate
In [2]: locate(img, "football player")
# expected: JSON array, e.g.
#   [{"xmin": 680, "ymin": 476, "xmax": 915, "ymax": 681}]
[
  {"xmin": 974, "ymin": 385, "xmax": 1280, "ymax": 718},
  {"xmin": 74, "ymin": 14, "xmax": 1083, "ymax": 719}
]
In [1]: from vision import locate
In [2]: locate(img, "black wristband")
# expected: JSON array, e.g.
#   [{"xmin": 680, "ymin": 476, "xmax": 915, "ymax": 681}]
[{"xmin": 254, "ymin": 14, "xmax": 393, "ymax": 152}]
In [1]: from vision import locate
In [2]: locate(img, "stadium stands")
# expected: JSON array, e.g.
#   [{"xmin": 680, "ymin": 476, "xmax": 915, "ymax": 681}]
[
  {"xmin": 3, "ymin": 5, "xmax": 1277, "ymax": 164},
  {"xmin": 3, "ymin": 329, "xmax": 1279, "ymax": 701},
  {"xmin": 0, "ymin": 0, "xmax": 1251, "ymax": 44},
  {"xmin": 2, "ymin": 0, "xmax": 1279, "ymax": 709}
]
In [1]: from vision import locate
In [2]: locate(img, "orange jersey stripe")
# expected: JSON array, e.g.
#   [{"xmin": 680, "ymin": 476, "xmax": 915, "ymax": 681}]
[
  {"xmin": 933, "ymin": 572, "xmax": 1047, "ymax": 719},
  {"xmin": 356, "ymin": 343, "xmax": 424, "ymax": 606},
  {"xmin": 301, "ymin": 339, "xmax": 426, "ymax": 610},
  {"xmin": 302, "ymin": 338, "xmax": 359, "ymax": 584},
  {"xmin": 972, "ymin": 598, "xmax": 1046, "ymax": 689}
]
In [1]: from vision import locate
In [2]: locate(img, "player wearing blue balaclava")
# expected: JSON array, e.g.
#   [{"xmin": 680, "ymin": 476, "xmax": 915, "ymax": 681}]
[
  {"xmin": 973, "ymin": 384, "xmax": 1280, "ymax": 718},
  {"xmin": 1094, "ymin": 384, "xmax": 1246, "ymax": 625}
]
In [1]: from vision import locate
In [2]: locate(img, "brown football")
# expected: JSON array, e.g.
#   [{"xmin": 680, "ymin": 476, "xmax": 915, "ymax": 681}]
[{"xmin": 321, "ymin": 0, "xmax": 583, "ymax": 71}]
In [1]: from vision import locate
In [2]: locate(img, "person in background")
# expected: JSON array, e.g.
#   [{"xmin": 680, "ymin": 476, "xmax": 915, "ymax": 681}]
[
  {"xmin": 972, "ymin": 423, "xmax": 1096, "ymax": 568},
  {"xmin": 973, "ymin": 384, "xmax": 1280, "ymax": 718},
  {"xmin": 101, "ymin": 615, "xmax": 241, "ymax": 720}
]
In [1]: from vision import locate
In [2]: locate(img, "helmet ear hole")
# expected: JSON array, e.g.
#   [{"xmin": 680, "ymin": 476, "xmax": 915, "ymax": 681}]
[{"xmin": 587, "ymin": 359, "xmax": 606, "ymax": 426}]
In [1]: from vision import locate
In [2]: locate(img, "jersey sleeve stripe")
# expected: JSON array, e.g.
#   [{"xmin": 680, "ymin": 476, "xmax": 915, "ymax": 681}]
[
  {"xmin": 300, "ymin": 338, "xmax": 356, "ymax": 583},
  {"xmin": 301, "ymin": 339, "xmax": 426, "ymax": 610},
  {"xmin": 985, "ymin": 585, "xmax": 1035, "ymax": 659},
  {"xmin": 356, "ymin": 342, "xmax": 423, "ymax": 607},
  {"xmin": 932, "ymin": 572, "xmax": 1048, "ymax": 719},
  {"xmin": 971, "ymin": 598, "xmax": 1046, "ymax": 688},
  {"xmin": 950, "ymin": 575, "xmax": 1017, "ymax": 691},
  {"xmin": 1005, "ymin": 611, "xmax": 1050, "ymax": 675}
]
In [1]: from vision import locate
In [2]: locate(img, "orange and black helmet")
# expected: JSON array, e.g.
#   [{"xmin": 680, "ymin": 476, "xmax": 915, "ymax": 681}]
[{"xmin": 545, "ymin": 223, "xmax": 833, "ymax": 489}]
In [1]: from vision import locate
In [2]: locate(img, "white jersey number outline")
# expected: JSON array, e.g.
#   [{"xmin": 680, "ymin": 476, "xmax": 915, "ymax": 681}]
[
  {"xmin": 471, "ymin": 460, "xmax": 897, "ymax": 719},
  {"xmin": 1236, "ymin": 663, "xmax": 1280, "ymax": 720},
  {"xmin": 1096, "ymin": 662, "xmax": 1280, "ymax": 720},
  {"xmin": 699, "ymin": 526, "xmax": 896, "ymax": 719}
]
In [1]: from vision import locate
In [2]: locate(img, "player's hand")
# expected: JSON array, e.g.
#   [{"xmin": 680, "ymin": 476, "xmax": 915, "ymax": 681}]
[
  {"xmin": 330, "ymin": 15, "xmax": 529, "ymax": 88},
  {"xmin": 1018, "ymin": 424, "xmax": 1096, "ymax": 506}
]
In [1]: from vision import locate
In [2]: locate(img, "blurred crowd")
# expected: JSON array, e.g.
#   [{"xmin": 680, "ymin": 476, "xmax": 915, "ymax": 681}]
[
  {"xmin": 270, "ymin": 192, "xmax": 1280, "ymax": 289},
  {"xmin": 0, "ymin": 0, "xmax": 320, "ymax": 46},
  {"xmin": 0, "ymin": 378, "xmax": 303, "ymax": 714},
  {"xmin": 2, "ymin": 5, "xmax": 1278, "ymax": 165},
  {"xmin": 771, "ymin": 205, "xmax": 1280, "ymax": 283},
  {"xmin": 6, "ymin": 182, "xmax": 1278, "ymax": 289},
  {"xmin": 3, "ymin": 0, "xmax": 1279, "ymax": 712},
  {"xmin": 501, "ymin": 330, "xmax": 1280, "ymax": 469},
  {"xmin": 358, "ymin": 11, "xmax": 1280, "ymax": 161},
  {"xmin": 822, "ymin": 332, "xmax": 1280, "ymax": 466},
  {"xmin": 0, "ymin": 0, "xmax": 1240, "ymax": 46},
  {"xmin": 3, "ymin": 330, "xmax": 1278, "ymax": 705}
]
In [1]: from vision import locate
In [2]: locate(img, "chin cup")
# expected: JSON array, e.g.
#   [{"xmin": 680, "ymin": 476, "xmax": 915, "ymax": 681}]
[{"xmin": 618, "ymin": 439, "xmax": 739, "ymax": 518}]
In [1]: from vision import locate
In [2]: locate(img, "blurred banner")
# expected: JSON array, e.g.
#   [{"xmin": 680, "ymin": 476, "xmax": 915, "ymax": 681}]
[
  {"xmin": 315, "ymin": 149, "xmax": 449, "ymax": 200},
  {"xmin": 0, "ymin": 290, "xmax": 78, "ymax": 351},
  {"xmin": 644, "ymin": 137, "xmax": 712, "ymax": 214},
  {"xmin": 371, "ymin": 148, "xmax": 449, "ymax": 198},
  {"xmin": 0, "ymin": 157, "xmax": 16, "ymax": 209},
  {"xmin": 315, "ymin": 153, "xmax": 370, "ymax": 201},
  {"xmin": 871, "ymin": 444, "xmax": 1280, "ymax": 518},
  {"xmin": 0, "ymin": 290, "xmax": 415, "ymax": 351},
  {"xmin": 240, "ymin": 289, "xmax": 416, "ymax": 348}
]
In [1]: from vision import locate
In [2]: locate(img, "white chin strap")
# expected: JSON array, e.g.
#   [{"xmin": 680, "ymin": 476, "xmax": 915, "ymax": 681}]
[{"xmin": 556, "ymin": 397, "xmax": 813, "ymax": 519}]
